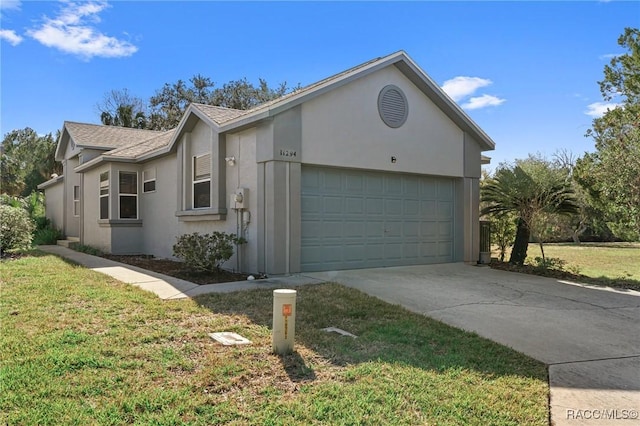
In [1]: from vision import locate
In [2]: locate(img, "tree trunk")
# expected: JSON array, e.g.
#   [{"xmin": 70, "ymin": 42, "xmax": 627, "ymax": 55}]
[{"xmin": 509, "ymin": 218, "xmax": 530, "ymax": 265}]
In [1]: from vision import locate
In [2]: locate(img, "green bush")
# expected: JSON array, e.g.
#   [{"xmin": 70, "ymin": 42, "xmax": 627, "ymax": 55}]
[
  {"xmin": 532, "ymin": 256, "xmax": 566, "ymax": 271},
  {"xmin": 0, "ymin": 205, "xmax": 35, "ymax": 254},
  {"xmin": 173, "ymin": 232, "xmax": 242, "ymax": 272},
  {"xmin": 33, "ymin": 226, "xmax": 63, "ymax": 245}
]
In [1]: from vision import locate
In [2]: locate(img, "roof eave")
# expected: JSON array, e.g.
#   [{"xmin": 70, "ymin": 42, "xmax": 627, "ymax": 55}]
[
  {"xmin": 74, "ymin": 155, "xmax": 136, "ymax": 173},
  {"xmin": 37, "ymin": 174, "xmax": 64, "ymax": 190}
]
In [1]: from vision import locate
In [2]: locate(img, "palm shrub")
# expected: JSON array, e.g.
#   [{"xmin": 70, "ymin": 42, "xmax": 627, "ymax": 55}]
[
  {"xmin": 0, "ymin": 205, "xmax": 35, "ymax": 254},
  {"xmin": 482, "ymin": 162, "xmax": 579, "ymax": 265},
  {"xmin": 173, "ymin": 232, "xmax": 244, "ymax": 272}
]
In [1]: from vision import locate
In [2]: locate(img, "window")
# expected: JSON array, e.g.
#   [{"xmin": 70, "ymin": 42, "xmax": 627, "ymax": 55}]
[
  {"xmin": 119, "ymin": 171, "xmax": 138, "ymax": 219},
  {"xmin": 143, "ymin": 169, "xmax": 156, "ymax": 193},
  {"xmin": 73, "ymin": 185, "xmax": 80, "ymax": 217},
  {"xmin": 99, "ymin": 171, "xmax": 109, "ymax": 219},
  {"xmin": 193, "ymin": 153, "xmax": 211, "ymax": 209}
]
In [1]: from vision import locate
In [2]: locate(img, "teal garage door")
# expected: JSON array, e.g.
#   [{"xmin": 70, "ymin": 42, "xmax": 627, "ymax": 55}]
[{"xmin": 301, "ymin": 166, "xmax": 455, "ymax": 272}]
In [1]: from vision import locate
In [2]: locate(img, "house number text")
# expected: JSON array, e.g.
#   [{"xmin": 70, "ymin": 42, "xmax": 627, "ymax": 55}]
[{"xmin": 279, "ymin": 149, "xmax": 297, "ymax": 158}]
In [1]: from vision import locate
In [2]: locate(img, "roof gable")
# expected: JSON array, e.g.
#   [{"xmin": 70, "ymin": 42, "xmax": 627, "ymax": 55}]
[
  {"xmin": 55, "ymin": 121, "xmax": 165, "ymax": 161},
  {"xmin": 165, "ymin": 51, "xmax": 495, "ymax": 151}
]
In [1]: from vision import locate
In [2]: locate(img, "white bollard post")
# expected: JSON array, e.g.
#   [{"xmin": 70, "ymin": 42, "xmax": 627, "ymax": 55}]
[{"xmin": 272, "ymin": 289, "xmax": 296, "ymax": 354}]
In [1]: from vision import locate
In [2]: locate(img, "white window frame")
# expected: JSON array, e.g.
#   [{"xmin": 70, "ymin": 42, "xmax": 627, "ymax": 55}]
[
  {"xmin": 73, "ymin": 185, "xmax": 80, "ymax": 217},
  {"xmin": 99, "ymin": 171, "xmax": 109, "ymax": 220},
  {"xmin": 118, "ymin": 171, "xmax": 138, "ymax": 220},
  {"xmin": 143, "ymin": 168, "xmax": 156, "ymax": 193},
  {"xmin": 193, "ymin": 153, "xmax": 211, "ymax": 209}
]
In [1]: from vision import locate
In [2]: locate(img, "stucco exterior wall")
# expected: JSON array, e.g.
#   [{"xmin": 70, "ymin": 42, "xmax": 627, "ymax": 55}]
[
  {"xmin": 139, "ymin": 155, "xmax": 178, "ymax": 258},
  {"xmin": 82, "ymin": 166, "xmax": 112, "ymax": 253},
  {"xmin": 301, "ymin": 66, "xmax": 464, "ymax": 177},
  {"xmin": 133, "ymin": 126, "xmax": 259, "ymax": 273},
  {"xmin": 225, "ymin": 128, "xmax": 259, "ymax": 273},
  {"xmin": 63, "ymin": 156, "xmax": 81, "ymax": 238},
  {"xmin": 43, "ymin": 180, "xmax": 64, "ymax": 233}
]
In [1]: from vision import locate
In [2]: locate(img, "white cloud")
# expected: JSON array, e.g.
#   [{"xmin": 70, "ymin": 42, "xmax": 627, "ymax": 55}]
[
  {"xmin": 599, "ymin": 53, "xmax": 620, "ymax": 60},
  {"xmin": 441, "ymin": 76, "xmax": 492, "ymax": 102},
  {"xmin": 584, "ymin": 102, "xmax": 620, "ymax": 118},
  {"xmin": 27, "ymin": 1, "xmax": 137, "ymax": 59},
  {"xmin": 0, "ymin": 29, "xmax": 23, "ymax": 46},
  {"xmin": 462, "ymin": 94, "xmax": 506, "ymax": 110},
  {"xmin": 0, "ymin": 0, "xmax": 21, "ymax": 11}
]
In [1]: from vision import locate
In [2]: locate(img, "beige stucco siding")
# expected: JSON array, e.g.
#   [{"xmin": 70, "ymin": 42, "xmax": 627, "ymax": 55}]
[
  {"xmin": 225, "ymin": 129, "xmax": 259, "ymax": 273},
  {"xmin": 43, "ymin": 180, "xmax": 64, "ymax": 233},
  {"xmin": 63, "ymin": 157, "xmax": 81, "ymax": 238},
  {"xmin": 139, "ymin": 155, "xmax": 178, "ymax": 258},
  {"xmin": 82, "ymin": 166, "xmax": 112, "ymax": 253},
  {"xmin": 134, "ymin": 126, "xmax": 259, "ymax": 273},
  {"xmin": 301, "ymin": 66, "xmax": 464, "ymax": 177}
]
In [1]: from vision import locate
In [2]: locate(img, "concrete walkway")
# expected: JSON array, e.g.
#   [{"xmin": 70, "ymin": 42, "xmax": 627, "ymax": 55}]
[
  {"xmin": 38, "ymin": 245, "xmax": 323, "ymax": 299},
  {"xmin": 39, "ymin": 246, "xmax": 639, "ymax": 425}
]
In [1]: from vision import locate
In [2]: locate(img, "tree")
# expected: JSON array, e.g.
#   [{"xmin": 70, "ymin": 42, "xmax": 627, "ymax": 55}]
[
  {"xmin": 575, "ymin": 27, "xmax": 640, "ymax": 241},
  {"xmin": 97, "ymin": 89, "xmax": 148, "ymax": 129},
  {"xmin": 1, "ymin": 128, "xmax": 62, "ymax": 196},
  {"xmin": 481, "ymin": 157, "xmax": 579, "ymax": 265},
  {"xmin": 147, "ymin": 75, "xmax": 298, "ymax": 130}
]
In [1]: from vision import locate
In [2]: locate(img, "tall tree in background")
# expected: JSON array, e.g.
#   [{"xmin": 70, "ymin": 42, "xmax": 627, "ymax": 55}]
[
  {"xmin": 97, "ymin": 89, "xmax": 148, "ymax": 129},
  {"xmin": 482, "ymin": 157, "xmax": 579, "ymax": 265},
  {"xmin": 575, "ymin": 27, "xmax": 640, "ymax": 241},
  {"xmin": 1, "ymin": 128, "xmax": 62, "ymax": 196},
  {"xmin": 147, "ymin": 75, "xmax": 297, "ymax": 130}
]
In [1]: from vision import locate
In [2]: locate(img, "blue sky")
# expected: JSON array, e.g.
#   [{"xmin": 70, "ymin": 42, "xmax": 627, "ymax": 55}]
[{"xmin": 1, "ymin": 1, "xmax": 636, "ymax": 168}]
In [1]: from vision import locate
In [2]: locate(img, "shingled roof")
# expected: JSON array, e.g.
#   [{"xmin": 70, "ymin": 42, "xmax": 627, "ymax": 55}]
[
  {"xmin": 64, "ymin": 121, "xmax": 164, "ymax": 150},
  {"xmin": 105, "ymin": 129, "xmax": 176, "ymax": 159},
  {"xmin": 190, "ymin": 104, "xmax": 245, "ymax": 124}
]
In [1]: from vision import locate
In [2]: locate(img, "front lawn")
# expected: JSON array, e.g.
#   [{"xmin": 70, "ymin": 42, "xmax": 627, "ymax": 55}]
[
  {"xmin": 492, "ymin": 242, "xmax": 640, "ymax": 291},
  {"xmin": 1, "ymin": 252, "xmax": 548, "ymax": 425}
]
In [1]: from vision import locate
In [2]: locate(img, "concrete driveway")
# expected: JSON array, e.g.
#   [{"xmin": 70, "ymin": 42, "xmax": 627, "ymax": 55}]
[{"xmin": 307, "ymin": 263, "xmax": 640, "ymax": 426}]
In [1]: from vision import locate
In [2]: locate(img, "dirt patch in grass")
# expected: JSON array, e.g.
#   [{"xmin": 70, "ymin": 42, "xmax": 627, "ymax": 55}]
[{"xmin": 103, "ymin": 254, "xmax": 250, "ymax": 285}]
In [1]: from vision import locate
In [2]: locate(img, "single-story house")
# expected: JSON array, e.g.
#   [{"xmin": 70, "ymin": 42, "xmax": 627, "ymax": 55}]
[{"xmin": 38, "ymin": 51, "xmax": 495, "ymax": 275}]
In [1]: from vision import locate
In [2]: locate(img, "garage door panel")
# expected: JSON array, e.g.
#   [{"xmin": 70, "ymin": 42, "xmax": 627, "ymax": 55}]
[
  {"xmin": 366, "ymin": 175, "xmax": 384, "ymax": 193},
  {"xmin": 385, "ymin": 199, "xmax": 403, "ymax": 215},
  {"xmin": 438, "ymin": 201, "xmax": 453, "ymax": 218},
  {"xmin": 301, "ymin": 166, "xmax": 454, "ymax": 271},
  {"xmin": 366, "ymin": 244, "xmax": 385, "ymax": 260},
  {"xmin": 345, "ymin": 198, "xmax": 364, "ymax": 214},
  {"xmin": 385, "ymin": 221, "xmax": 403, "ymax": 237},
  {"xmin": 366, "ymin": 198, "xmax": 384, "ymax": 215}
]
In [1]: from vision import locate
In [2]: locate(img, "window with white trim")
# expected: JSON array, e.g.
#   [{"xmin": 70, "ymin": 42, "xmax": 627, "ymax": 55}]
[
  {"xmin": 193, "ymin": 153, "xmax": 211, "ymax": 209},
  {"xmin": 73, "ymin": 185, "xmax": 80, "ymax": 217},
  {"xmin": 99, "ymin": 172, "xmax": 109, "ymax": 219},
  {"xmin": 119, "ymin": 171, "xmax": 138, "ymax": 219},
  {"xmin": 143, "ymin": 168, "xmax": 156, "ymax": 193}
]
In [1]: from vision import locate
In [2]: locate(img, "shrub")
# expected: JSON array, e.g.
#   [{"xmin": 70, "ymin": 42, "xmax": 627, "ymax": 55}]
[
  {"xmin": 33, "ymin": 226, "xmax": 63, "ymax": 245},
  {"xmin": 0, "ymin": 205, "xmax": 35, "ymax": 254},
  {"xmin": 531, "ymin": 256, "xmax": 566, "ymax": 271},
  {"xmin": 173, "ymin": 232, "xmax": 242, "ymax": 272}
]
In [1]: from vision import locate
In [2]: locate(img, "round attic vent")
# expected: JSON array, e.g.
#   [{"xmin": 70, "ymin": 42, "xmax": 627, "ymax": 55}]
[{"xmin": 378, "ymin": 85, "xmax": 408, "ymax": 128}]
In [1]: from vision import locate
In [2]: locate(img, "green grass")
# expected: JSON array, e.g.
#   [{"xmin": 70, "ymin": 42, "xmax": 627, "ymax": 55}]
[
  {"xmin": 493, "ymin": 242, "xmax": 640, "ymax": 290},
  {"xmin": 525, "ymin": 242, "xmax": 640, "ymax": 280},
  {"xmin": 1, "ymin": 252, "xmax": 548, "ymax": 425}
]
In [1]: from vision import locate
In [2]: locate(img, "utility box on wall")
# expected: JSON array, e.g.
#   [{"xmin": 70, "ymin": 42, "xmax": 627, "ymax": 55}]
[{"xmin": 231, "ymin": 188, "xmax": 248, "ymax": 210}]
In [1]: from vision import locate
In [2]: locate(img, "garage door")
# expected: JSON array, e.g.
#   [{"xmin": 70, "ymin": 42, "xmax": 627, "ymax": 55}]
[{"xmin": 301, "ymin": 166, "xmax": 454, "ymax": 272}]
